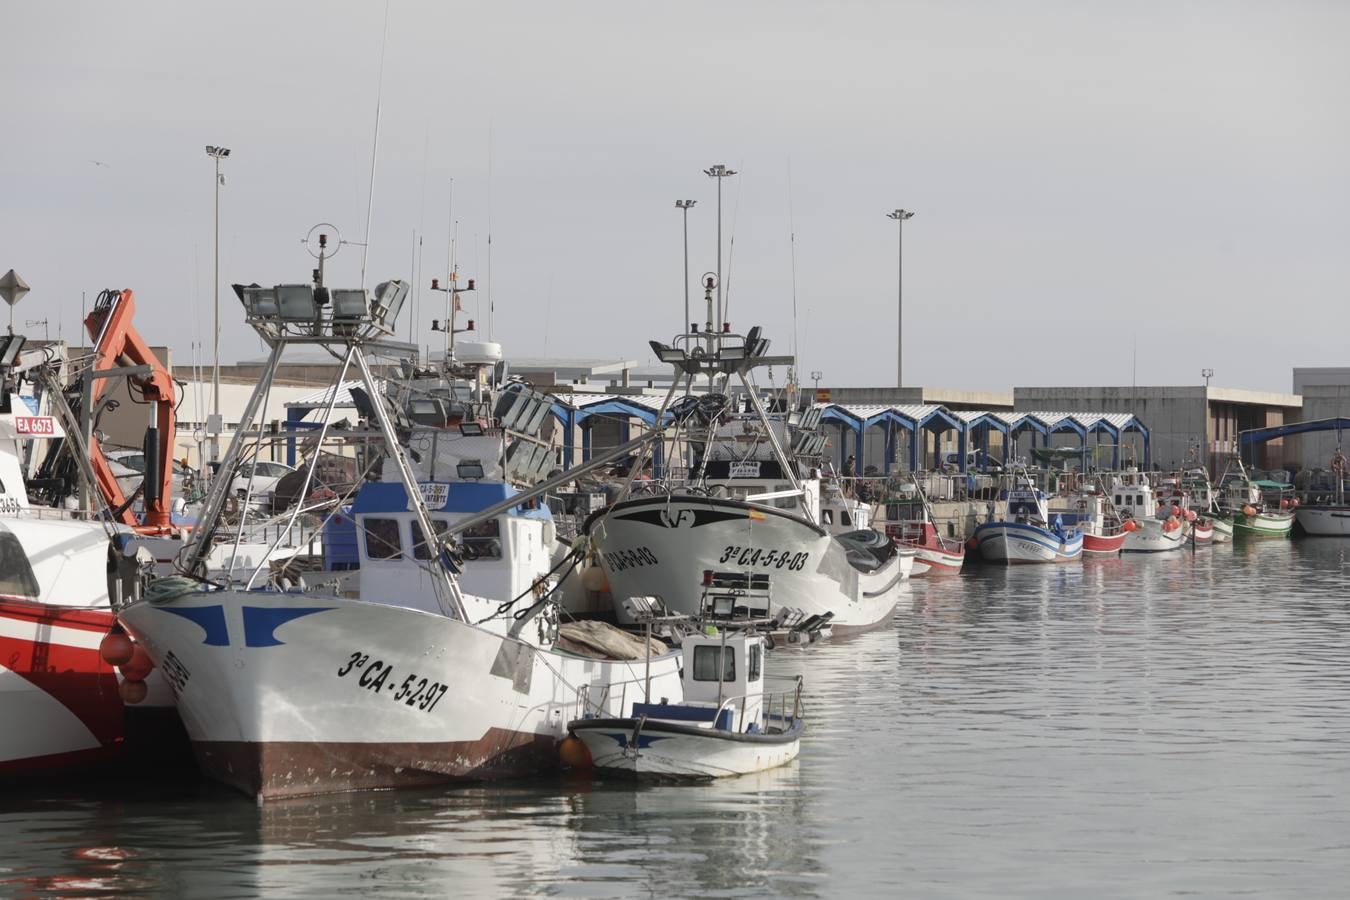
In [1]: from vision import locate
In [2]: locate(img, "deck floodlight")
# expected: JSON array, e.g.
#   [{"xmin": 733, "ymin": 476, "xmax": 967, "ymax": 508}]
[
  {"xmin": 275, "ymin": 284, "xmax": 317, "ymax": 321},
  {"xmin": 495, "ymin": 386, "xmax": 534, "ymax": 431},
  {"xmin": 330, "ymin": 288, "xmax": 369, "ymax": 320},
  {"xmin": 522, "ymin": 399, "xmax": 552, "ymax": 436},
  {"xmin": 0, "ymin": 334, "xmax": 25, "ymax": 369},
  {"xmin": 459, "ymin": 421, "xmax": 485, "ymax": 436},
  {"xmin": 239, "ymin": 285, "xmax": 278, "ymax": 319},
  {"xmin": 371, "ymin": 279, "xmax": 410, "ymax": 329},
  {"xmin": 745, "ymin": 325, "xmax": 762, "ymax": 347},
  {"xmin": 649, "ymin": 340, "xmax": 686, "ymax": 364},
  {"xmin": 456, "ymin": 459, "xmax": 486, "ymax": 479}
]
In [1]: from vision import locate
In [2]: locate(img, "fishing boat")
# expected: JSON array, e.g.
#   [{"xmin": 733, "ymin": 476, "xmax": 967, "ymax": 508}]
[
  {"xmin": 0, "ymin": 291, "xmax": 197, "ymax": 776},
  {"xmin": 972, "ymin": 474, "xmax": 1083, "ymax": 564},
  {"xmin": 874, "ymin": 477, "xmax": 965, "ymax": 574},
  {"xmin": 1109, "ymin": 469, "xmax": 1187, "ymax": 552},
  {"xmin": 1294, "ymin": 449, "xmax": 1350, "ymax": 536},
  {"xmin": 1216, "ymin": 457, "xmax": 1295, "ymax": 539},
  {"xmin": 115, "ymin": 244, "xmax": 685, "ymax": 800},
  {"xmin": 566, "ymin": 599, "xmax": 803, "ymax": 780},
  {"xmin": 1050, "ymin": 481, "xmax": 1126, "ymax": 555},
  {"xmin": 583, "ymin": 306, "xmax": 911, "ymax": 635},
  {"xmin": 0, "ymin": 380, "xmax": 127, "ymax": 774}
]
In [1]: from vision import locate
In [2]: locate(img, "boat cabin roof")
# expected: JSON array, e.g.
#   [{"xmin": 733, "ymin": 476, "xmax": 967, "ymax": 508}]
[{"xmin": 351, "ymin": 480, "xmax": 553, "ymax": 520}]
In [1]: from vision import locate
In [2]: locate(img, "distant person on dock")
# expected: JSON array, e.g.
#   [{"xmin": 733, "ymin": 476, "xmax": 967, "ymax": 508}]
[{"xmin": 842, "ymin": 455, "xmax": 856, "ymax": 497}]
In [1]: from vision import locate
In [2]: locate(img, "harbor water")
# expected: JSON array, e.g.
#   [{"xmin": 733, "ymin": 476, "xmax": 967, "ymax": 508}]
[{"xmin": 5, "ymin": 538, "xmax": 1350, "ymax": 897}]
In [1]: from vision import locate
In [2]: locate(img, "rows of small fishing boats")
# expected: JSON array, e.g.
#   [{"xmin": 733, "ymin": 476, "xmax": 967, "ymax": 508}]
[{"xmin": 0, "ymin": 249, "xmax": 1341, "ymax": 800}]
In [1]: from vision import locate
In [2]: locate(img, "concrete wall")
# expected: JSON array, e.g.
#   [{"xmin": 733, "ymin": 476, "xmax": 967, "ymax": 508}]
[{"xmin": 1293, "ymin": 369, "xmax": 1350, "ymax": 470}]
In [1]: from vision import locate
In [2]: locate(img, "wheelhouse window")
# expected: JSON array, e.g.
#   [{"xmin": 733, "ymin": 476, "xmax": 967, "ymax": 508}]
[
  {"xmin": 363, "ymin": 518, "xmax": 404, "ymax": 560},
  {"xmin": 747, "ymin": 643, "xmax": 761, "ymax": 682},
  {"xmin": 841, "ymin": 510, "xmax": 853, "ymax": 527},
  {"xmin": 822, "ymin": 509, "xmax": 834, "ymax": 525},
  {"xmin": 411, "ymin": 519, "xmax": 452, "ymax": 561},
  {"xmin": 460, "ymin": 519, "xmax": 503, "ymax": 560},
  {"xmin": 0, "ymin": 531, "xmax": 41, "ymax": 599},
  {"xmin": 692, "ymin": 645, "xmax": 735, "ymax": 682}
]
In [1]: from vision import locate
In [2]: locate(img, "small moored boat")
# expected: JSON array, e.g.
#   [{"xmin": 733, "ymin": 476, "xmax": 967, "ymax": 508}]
[{"xmin": 567, "ymin": 616, "xmax": 803, "ymax": 780}]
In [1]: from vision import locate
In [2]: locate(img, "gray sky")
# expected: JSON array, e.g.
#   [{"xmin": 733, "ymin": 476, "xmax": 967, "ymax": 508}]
[{"xmin": 3, "ymin": 1, "xmax": 1347, "ymax": 393}]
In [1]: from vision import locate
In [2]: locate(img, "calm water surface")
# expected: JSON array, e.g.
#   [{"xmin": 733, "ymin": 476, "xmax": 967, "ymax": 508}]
[{"xmin": 5, "ymin": 539, "xmax": 1350, "ymax": 897}]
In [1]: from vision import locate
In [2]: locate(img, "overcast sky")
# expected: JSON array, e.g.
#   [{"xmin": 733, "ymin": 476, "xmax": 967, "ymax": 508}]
[{"xmin": 3, "ymin": 1, "xmax": 1347, "ymax": 393}]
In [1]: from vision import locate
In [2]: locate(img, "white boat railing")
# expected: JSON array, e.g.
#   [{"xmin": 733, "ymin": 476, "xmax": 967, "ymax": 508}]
[{"xmin": 712, "ymin": 674, "xmax": 805, "ymax": 735}]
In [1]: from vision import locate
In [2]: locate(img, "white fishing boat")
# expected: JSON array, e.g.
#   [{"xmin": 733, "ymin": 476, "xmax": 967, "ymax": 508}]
[
  {"xmin": 972, "ymin": 474, "xmax": 1083, "ymax": 564},
  {"xmin": 1295, "ymin": 449, "xmax": 1350, "ymax": 536},
  {"xmin": 1112, "ymin": 469, "xmax": 1187, "ymax": 553},
  {"xmin": 0, "ymin": 306, "xmax": 191, "ymax": 776},
  {"xmin": 567, "ymin": 600, "xmax": 803, "ymax": 780},
  {"xmin": 115, "ymin": 243, "xmax": 684, "ymax": 800},
  {"xmin": 584, "ymin": 313, "xmax": 910, "ymax": 635}
]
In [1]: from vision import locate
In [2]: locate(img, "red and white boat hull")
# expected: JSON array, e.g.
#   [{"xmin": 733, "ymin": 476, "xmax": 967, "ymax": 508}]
[
  {"xmin": 0, "ymin": 599, "xmax": 123, "ymax": 773},
  {"xmin": 907, "ymin": 543, "xmax": 965, "ymax": 575},
  {"xmin": 1082, "ymin": 531, "xmax": 1127, "ymax": 554}
]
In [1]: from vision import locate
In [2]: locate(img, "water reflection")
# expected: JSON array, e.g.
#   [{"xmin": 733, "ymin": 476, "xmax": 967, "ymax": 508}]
[{"xmin": 4, "ymin": 541, "xmax": 1350, "ymax": 896}]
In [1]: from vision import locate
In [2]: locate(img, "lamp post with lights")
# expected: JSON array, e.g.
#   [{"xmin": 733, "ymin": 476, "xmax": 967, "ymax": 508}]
[
  {"xmin": 887, "ymin": 208, "xmax": 915, "ymax": 388},
  {"xmin": 703, "ymin": 165, "xmax": 737, "ymax": 330},
  {"xmin": 205, "ymin": 145, "xmax": 230, "ymax": 464}
]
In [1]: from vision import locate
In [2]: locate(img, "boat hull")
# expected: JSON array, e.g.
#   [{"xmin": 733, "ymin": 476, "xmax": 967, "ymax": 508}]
[
  {"xmin": 585, "ymin": 495, "xmax": 907, "ymax": 634},
  {"xmin": 1122, "ymin": 521, "xmax": 1186, "ymax": 553},
  {"xmin": 119, "ymin": 589, "xmax": 683, "ymax": 800},
  {"xmin": 905, "ymin": 542, "xmax": 965, "ymax": 575},
  {"xmin": 0, "ymin": 600, "xmax": 124, "ymax": 774},
  {"xmin": 1211, "ymin": 517, "xmax": 1233, "ymax": 543},
  {"xmin": 1230, "ymin": 510, "xmax": 1295, "ymax": 538},
  {"xmin": 972, "ymin": 522, "xmax": 1083, "ymax": 564},
  {"xmin": 569, "ymin": 716, "xmax": 802, "ymax": 779},
  {"xmin": 1081, "ymin": 531, "xmax": 1127, "ymax": 554},
  {"xmin": 1295, "ymin": 506, "xmax": 1350, "ymax": 536}
]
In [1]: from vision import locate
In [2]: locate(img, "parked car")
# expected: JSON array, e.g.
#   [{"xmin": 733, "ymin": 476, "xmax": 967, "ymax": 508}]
[
  {"xmin": 230, "ymin": 460, "xmax": 297, "ymax": 508},
  {"xmin": 104, "ymin": 448, "xmax": 201, "ymax": 502}
]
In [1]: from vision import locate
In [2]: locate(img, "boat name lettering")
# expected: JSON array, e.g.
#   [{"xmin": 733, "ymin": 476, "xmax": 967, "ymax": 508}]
[
  {"xmin": 162, "ymin": 650, "xmax": 191, "ymax": 695},
  {"xmin": 14, "ymin": 416, "xmax": 55, "ymax": 436},
  {"xmin": 717, "ymin": 546, "xmax": 810, "ymax": 570},
  {"xmin": 336, "ymin": 650, "xmax": 449, "ymax": 713},
  {"xmin": 603, "ymin": 546, "xmax": 658, "ymax": 572},
  {"xmin": 416, "ymin": 483, "xmax": 450, "ymax": 509},
  {"xmin": 0, "ymin": 496, "xmax": 20, "ymax": 515},
  {"xmin": 729, "ymin": 461, "xmax": 761, "ymax": 479}
]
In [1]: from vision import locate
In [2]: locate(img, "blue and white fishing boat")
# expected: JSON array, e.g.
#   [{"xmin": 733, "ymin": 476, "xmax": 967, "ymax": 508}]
[
  {"xmin": 114, "ymin": 238, "xmax": 684, "ymax": 800},
  {"xmin": 973, "ymin": 475, "xmax": 1083, "ymax": 565}
]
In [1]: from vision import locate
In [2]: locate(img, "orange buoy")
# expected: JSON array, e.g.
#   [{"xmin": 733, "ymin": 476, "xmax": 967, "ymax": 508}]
[
  {"xmin": 1185, "ymin": 509, "xmax": 1197, "ymax": 522},
  {"xmin": 119, "ymin": 645, "xmax": 154, "ymax": 682},
  {"xmin": 559, "ymin": 735, "xmax": 592, "ymax": 769},
  {"xmin": 1242, "ymin": 505, "xmax": 1257, "ymax": 517},
  {"xmin": 99, "ymin": 630, "xmax": 134, "ymax": 667},
  {"xmin": 119, "ymin": 678, "xmax": 148, "ymax": 705},
  {"xmin": 1280, "ymin": 499, "xmax": 1290, "ymax": 509}
]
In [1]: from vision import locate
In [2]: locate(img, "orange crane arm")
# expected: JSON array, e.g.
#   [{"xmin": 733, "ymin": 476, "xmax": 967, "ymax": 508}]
[{"xmin": 83, "ymin": 289, "xmax": 178, "ymax": 532}]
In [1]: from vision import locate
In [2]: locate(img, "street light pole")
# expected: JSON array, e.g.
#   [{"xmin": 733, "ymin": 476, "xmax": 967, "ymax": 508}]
[
  {"xmin": 676, "ymin": 200, "xmax": 696, "ymax": 333},
  {"xmin": 206, "ymin": 144, "xmax": 231, "ymax": 464},
  {"xmin": 703, "ymin": 165, "xmax": 737, "ymax": 330},
  {"xmin": 887, "ymin": 209, "xmax": 915, "ymax": 388}
]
